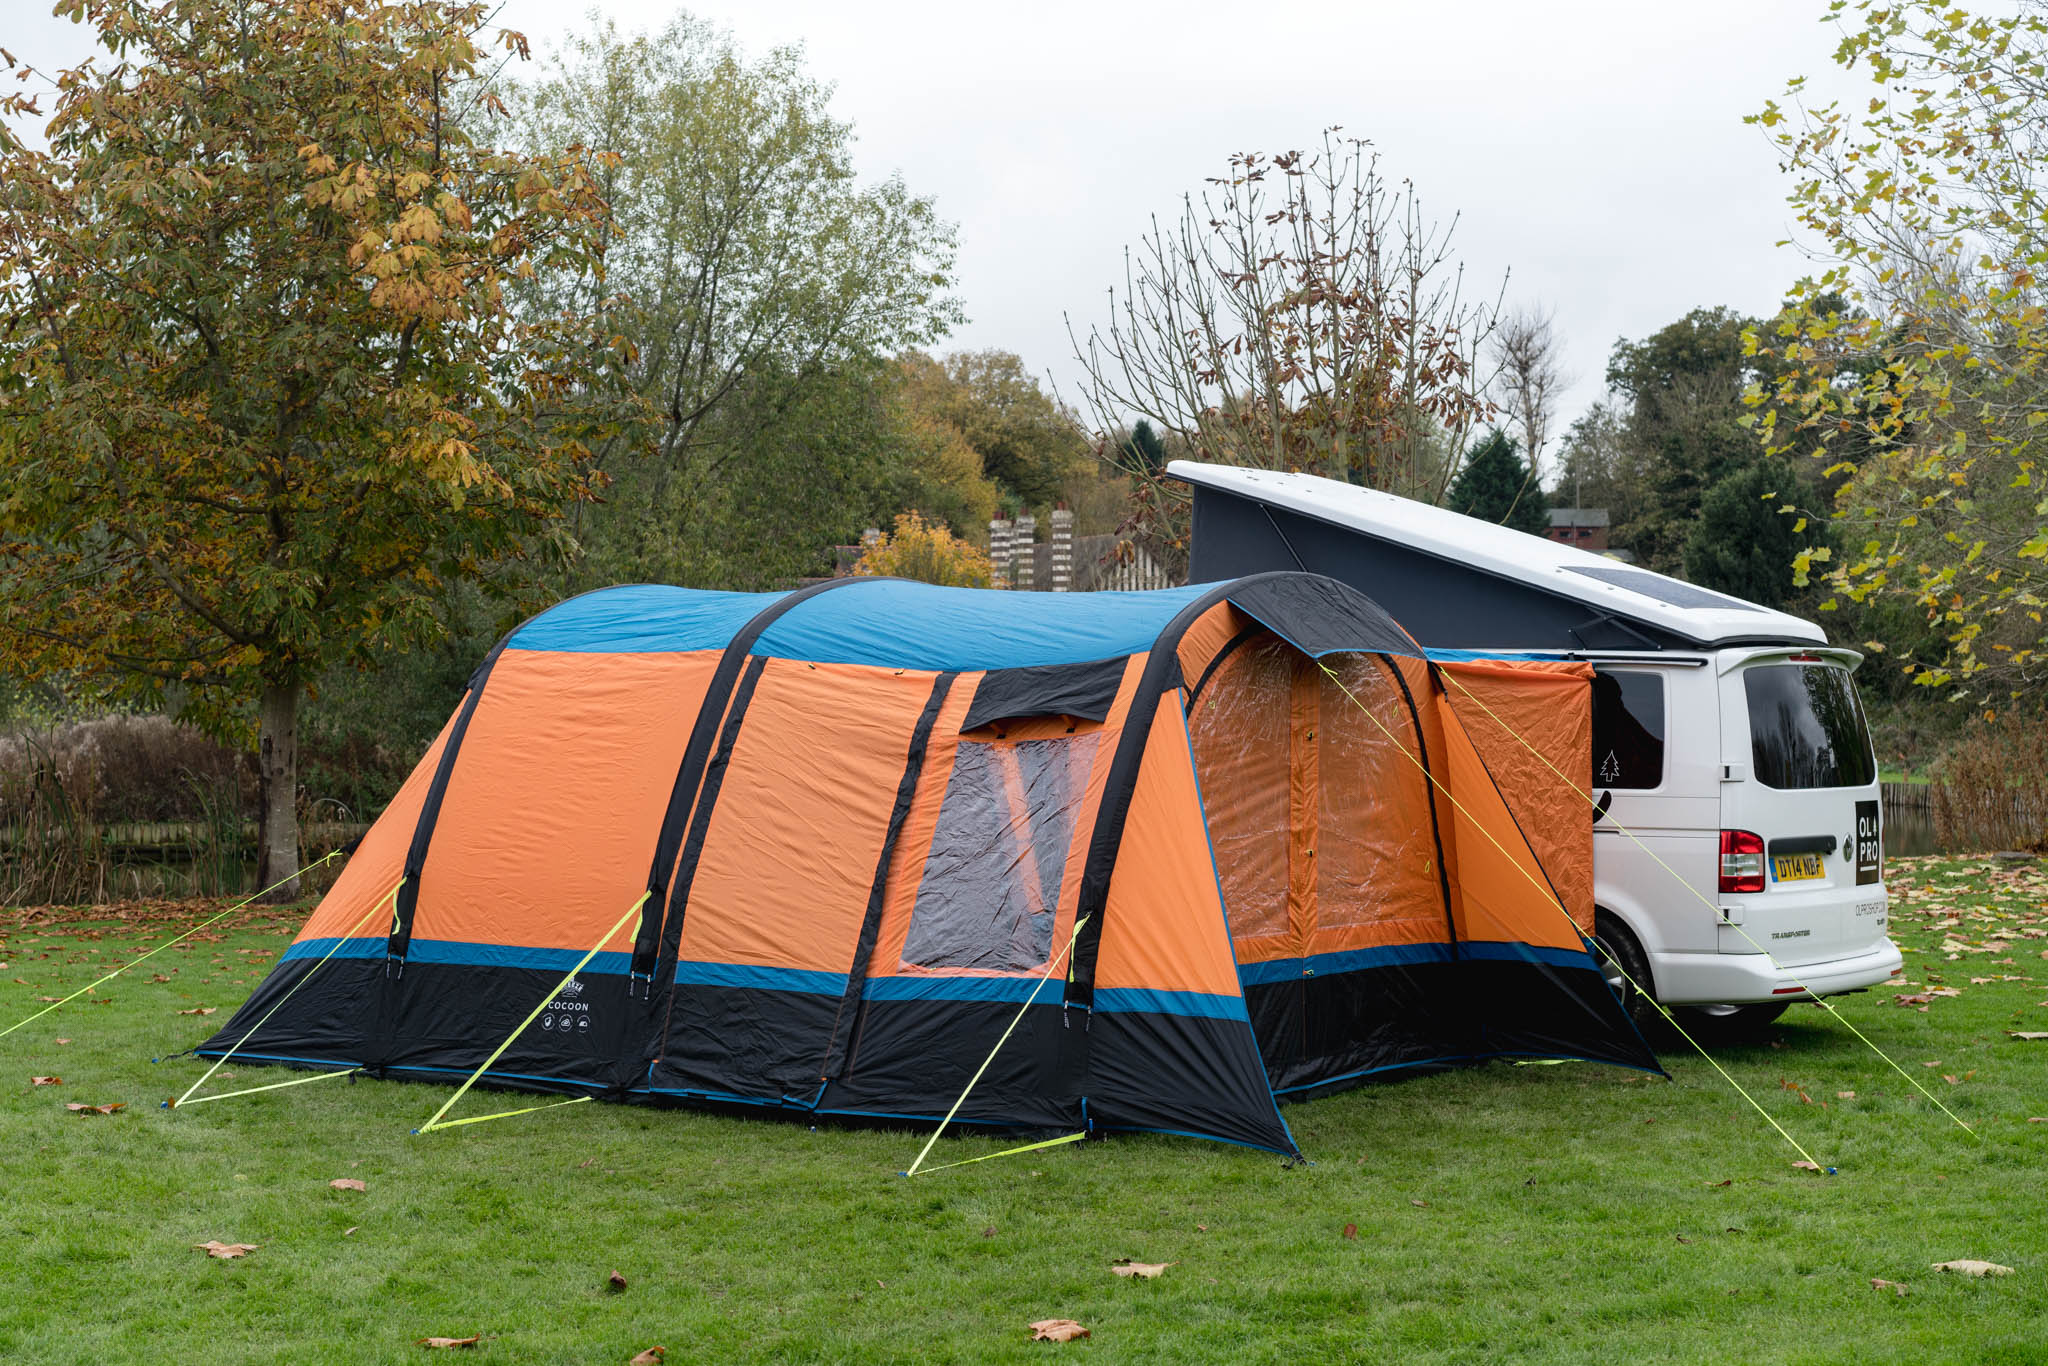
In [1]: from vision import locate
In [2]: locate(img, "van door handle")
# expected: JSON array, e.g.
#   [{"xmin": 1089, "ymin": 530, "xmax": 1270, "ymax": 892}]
[{"xmin": 1592, "ymin": 789, "xmax": 1612, "ymax": 825}]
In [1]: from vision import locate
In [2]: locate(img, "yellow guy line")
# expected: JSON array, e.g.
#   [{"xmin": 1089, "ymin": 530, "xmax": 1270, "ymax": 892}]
[
  {"xmin": 1437, "ymin": 666, "xmax": 1974, "ymax": 1137},
  {"xmin": 903, "ymin": 914, "xmax": 1090, "ymax": 1178},
  {"xmin": 906, "ymin": 1129, "xmax": 1088, "ymax": 1176},
  {"xmin": 1319, "ymin": 664, "xmax": 1826, "ymax": 1171},
  {"xmin": 413, "ymin": 892, "xmax": 648, "ymax": 1135},
  {"xmin": 2, "ymin": 849, "xmax": 341, "ymax": 1040},
  {"xmin": 171, "ymin": 875, "xmax": 403, "ymax": 1109}
]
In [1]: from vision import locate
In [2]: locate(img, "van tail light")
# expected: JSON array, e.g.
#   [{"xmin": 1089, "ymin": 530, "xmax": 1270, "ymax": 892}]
[{"xmin": 1719, "ymin": 829, "xmax": 1766, "ymax": 894}]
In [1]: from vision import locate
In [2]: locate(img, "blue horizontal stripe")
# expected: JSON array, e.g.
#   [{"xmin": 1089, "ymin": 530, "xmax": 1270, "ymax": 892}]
[
  {"xmin": 1460, "ymin": 941, "xmax": 1599, "ymax": 972},
  {"xmin": 1424, "ymin": 648, "xmax": 1572, "ymax": 662},
  {"xmin": 1094, "ymin": 986, "xmax": 1247, "ymax": 1021},
  {"xmin": 192, "ymin": 1051, "xmax": 364, "ymax": 1068},
  {"xmin": 1237, "ymin": 942, "xmax": 1456, "ymax": 985},
  {"xmin": 283, "ymin": 938, "xmax": 632, "ymax": 975},
  {"xmin": 282, "ymin": 936, "xmax": 383, "ymax": 962},
  {"xmin": 1235, "ymin": 940, "xmax": 1596, "ymax": 985},
  {"xmin": 671, "ymin": 961, "xmax": 846, "ymax": 995},
  {"xmin": 385, "ymin": 1063, "xmax": 606, "ymax": 1088},
  {"xmin": 860, "ymin": 975, "xmax": 1054, "ymax": 1005}
]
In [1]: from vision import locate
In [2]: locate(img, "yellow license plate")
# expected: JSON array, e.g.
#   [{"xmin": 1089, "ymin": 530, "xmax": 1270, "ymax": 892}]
[{"xmin": 1773, "ymin": 853, "xmax": 1824, "ymax": 882}]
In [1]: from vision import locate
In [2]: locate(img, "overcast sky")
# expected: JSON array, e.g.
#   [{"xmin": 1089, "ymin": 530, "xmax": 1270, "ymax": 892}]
[{"xmin": 7, "ymin": 0, "xmax": 1872, "ymax": 472}]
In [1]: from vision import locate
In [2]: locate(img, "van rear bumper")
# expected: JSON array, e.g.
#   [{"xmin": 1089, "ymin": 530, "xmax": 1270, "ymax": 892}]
[{"xmin": 1650, "ymin": 938, "xmax": 1904, "ymax": 1005}]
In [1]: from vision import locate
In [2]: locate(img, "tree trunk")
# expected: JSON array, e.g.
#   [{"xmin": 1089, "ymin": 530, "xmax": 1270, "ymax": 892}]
[{"xmin": 256, "ymin": 676, "xmax": 301, "ymax": 903}]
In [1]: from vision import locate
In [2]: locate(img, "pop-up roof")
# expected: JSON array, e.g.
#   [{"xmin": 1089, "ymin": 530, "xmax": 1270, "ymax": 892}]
[{"xmin": 1170, "ymin": 461, "xmax": 1827, "ymax": 652}]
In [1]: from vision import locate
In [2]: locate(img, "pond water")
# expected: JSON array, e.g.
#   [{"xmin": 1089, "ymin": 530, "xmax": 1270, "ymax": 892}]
[{"xmin": 1882, "ymin": 799, "xmax": 1957, "ymax": 858}]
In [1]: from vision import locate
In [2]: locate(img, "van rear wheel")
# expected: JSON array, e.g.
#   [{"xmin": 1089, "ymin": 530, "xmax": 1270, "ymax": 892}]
[
  {"xmin": 1671, "ymin": 1002, "xmax": 1789, "ymax": 1043},
  {"xmin": 1591, "ymin": 914, "xmax": 1656, "ymax": 1032}
]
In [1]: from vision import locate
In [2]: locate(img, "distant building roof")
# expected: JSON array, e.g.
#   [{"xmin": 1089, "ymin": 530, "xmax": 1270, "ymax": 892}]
[{"xmin": 1549, "ymin": 508, "xmax": 1609, "ymax": 528}]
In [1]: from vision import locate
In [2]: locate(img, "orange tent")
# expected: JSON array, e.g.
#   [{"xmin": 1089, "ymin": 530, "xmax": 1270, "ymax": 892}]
[{"xmin": 206, "ymin": 573, "xmax": 1656, "ymax": 1155}]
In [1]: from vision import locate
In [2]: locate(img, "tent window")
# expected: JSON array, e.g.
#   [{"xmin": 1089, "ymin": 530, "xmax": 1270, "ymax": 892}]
[
  {"xmin": 902, "ymin": 733, "xmax": 1100, "ymax": 972},
  {"xmin": 1187, "ymin": 637, "xmax": 1293, "ymax": 945}
]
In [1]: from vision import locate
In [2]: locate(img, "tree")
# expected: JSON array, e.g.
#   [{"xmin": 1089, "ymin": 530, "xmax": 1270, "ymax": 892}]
[
  {"xmin": 1446, "ymin": 430, "xmax": 1547, "ymax": 535},
  {"xmin": 1119, "ymin": 419, "xmax": 1167, "ymax": 475},
  {"xmin": 853, "ymin": 512, "xmax": 992, "ymax": 587},
  {"xmin": 0, "ymin": 1, "xmax": 620, "ymax": 898},
  {"xmin": 1603, "ymin": 307, "xmax": 1770, "ymax": 570},
  {"xmin": 1752, "ymin": 0, "xmax": 2048, "ymax": 693},
  {"xmin": 519, "ymin": 18, "xmax": 960, "ymax": 589},
  {"xmin": 898, "ymin": 350, "xmax": 1088, "ymax": 514},
  {"xmin": 1682, "ymin": 460, "xmax": 1822, "ymax": 610},
  {"xmin": 1491, "ymin": 306, "xmax": 1571, "ymax": 485},
  {"xmin": 1069, "ymin": 131, "xmax": 1502, "ymax": 551}
]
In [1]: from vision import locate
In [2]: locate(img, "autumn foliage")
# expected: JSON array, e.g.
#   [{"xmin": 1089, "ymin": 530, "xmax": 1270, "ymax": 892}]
[
  {"xmin": 852, "ymin": 511, "xmax": 992, "ymax": 588},
  {"xmin": 0, "ymin": 0, "xmax": 628, "ymax": 894}
]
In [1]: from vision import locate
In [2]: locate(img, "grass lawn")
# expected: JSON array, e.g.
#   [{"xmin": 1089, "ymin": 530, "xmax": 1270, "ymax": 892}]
[{"xmin": 2, "ymin": 853, "xmax": 2044, "ymax": 1364}]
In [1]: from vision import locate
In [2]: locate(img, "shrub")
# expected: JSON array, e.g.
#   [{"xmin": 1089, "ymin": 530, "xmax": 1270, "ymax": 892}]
[
  {"xmin": 853, "ymin": 511, "xmax": 992, "ymax": 587},
  {"xmin": 1931, "ymin": 714, "xmax": 2048, "ymax": 853}
]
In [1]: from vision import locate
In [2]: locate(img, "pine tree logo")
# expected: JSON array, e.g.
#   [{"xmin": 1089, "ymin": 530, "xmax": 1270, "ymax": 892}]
[{"xmin": 1598, "ymin": 751, "xmax": 1621, "ymax": 785}]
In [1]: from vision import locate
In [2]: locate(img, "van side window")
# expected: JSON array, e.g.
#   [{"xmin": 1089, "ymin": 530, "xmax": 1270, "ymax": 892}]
[{"xmin": 1591, "ymin": 669, "xmax": 1665, "ymax": 790}]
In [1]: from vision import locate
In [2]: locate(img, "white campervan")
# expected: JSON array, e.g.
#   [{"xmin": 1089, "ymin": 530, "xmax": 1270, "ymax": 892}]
[{"xmin": 1169, "ymin": 461, "xmax": 1903, "ymax": 1037}]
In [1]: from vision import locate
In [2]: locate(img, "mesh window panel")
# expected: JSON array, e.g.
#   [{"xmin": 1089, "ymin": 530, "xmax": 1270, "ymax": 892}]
[
  {"xmin": 1187, "ymin": 638, "xmax": 1295, "ymax": 945},
  {"xmin": 1314, "ymin": 656, "xmax": 1442, "ymax": 935},
  {"xmin": 902, "ymin": 733, "xmax": 1100, "ymax": 971}
]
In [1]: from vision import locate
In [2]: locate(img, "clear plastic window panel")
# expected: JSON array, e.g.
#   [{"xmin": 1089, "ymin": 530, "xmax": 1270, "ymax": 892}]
[{"xmin": 902, "ymin": 733, "xmax": 1100, "ymax": 972}]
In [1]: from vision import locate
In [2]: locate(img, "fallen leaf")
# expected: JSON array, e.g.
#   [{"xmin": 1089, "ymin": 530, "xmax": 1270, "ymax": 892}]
[
  {"xmin": 982, "ymin": 1226, "xmax": 997, "ymax": 1238},
  {"xmin": 1410, "ymin": 1198, "xmax": 1430, "ymax": 1207},
  {"xmin": 1029, "ymin": 1319, "xmax": 1089, "ymax": 1342},
  {"xmin": 629, "ymin": 1350, "xmax": 665, "ymax": 1366},
  {"xmin": 1707, "ymin": 1179, "xmax": 1732, "ymax": 1188},
  {"xmin": 1791, "ymin": 1160, "xmax": 1823, "ymax": 1172},
  {"xmin": 1837, "ymin": 1091, "xmax": 1856, "ymax": 1100},
  {"xmin": 330, "ymin": 1178, "xmax": 366, "ymax": 1192},
  {"xmin": 1931, "ymin": 1259, "xmax": 2015, "ymax": 1277},
  {"xmin": 1894, "ymin": 994, "xmax": 1933, "ymax": 1006},
  {"xmin": 1195, "ymin": 1224, "xmax": 1208, "ymax": 1233},
  {"xmin": 1675, "ymin": 1235, "xmax": 1692, "ymax": 1244},
  {"xmin": 1110, "ymin": 1259, "xmax": 1175, "ymax": 1279},
  {"xmin": 608, "ymin": 1270, "xmax": 627, "ymax": 1292},
  {"xmin": 176, "ymin": 1006, "xmax": 216, "ymax": 1016},
  {"xmin": 194, "ymin": 1241, "xmax": 257, "ymax": 1259},
  {"xmin": 31, "ymin": 1076, "xmax": 60, "ymax": 1086},
  {"xmin": 1871, "ymin": 1278, "xmax": 1909, "ymax": 1296},
  {"xmin": 54, "ymin": 1038, "xmax": 68, "ymax": 1045},
  {"xmin": 1341, "ymin": 1222, "xmax": 1357, "ymax": 1240},
  {"xmin": 418, "ymin": 1336, "xmax": 479, "ymax": 1349},
  {"xmin": 2010, "ymin": 1032, "xmax": 2048, "ymax": 1041},
  {"xmin": 344, "ymin": 1227, "xmax": 358, "ymax": 1237},
  {"xmin": 65, "ymin": 1102, "xmax": 123, "ymax": 1115}
]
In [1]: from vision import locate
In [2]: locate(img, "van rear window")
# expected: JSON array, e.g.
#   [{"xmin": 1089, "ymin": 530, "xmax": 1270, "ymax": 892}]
[
  {"xmin": 1591, "ymin": 669, "xmax": 1665, "ymax": 790},
  {"xmin": 1743, "ymin": 664, "xmax": 1875, "ymax": 790}
]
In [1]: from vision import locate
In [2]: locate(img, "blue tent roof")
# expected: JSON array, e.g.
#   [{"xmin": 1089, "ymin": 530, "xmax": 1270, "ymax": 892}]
[{"xmin": 506, "ymin": 580, "xmax": 1221, "ymax": 670}]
